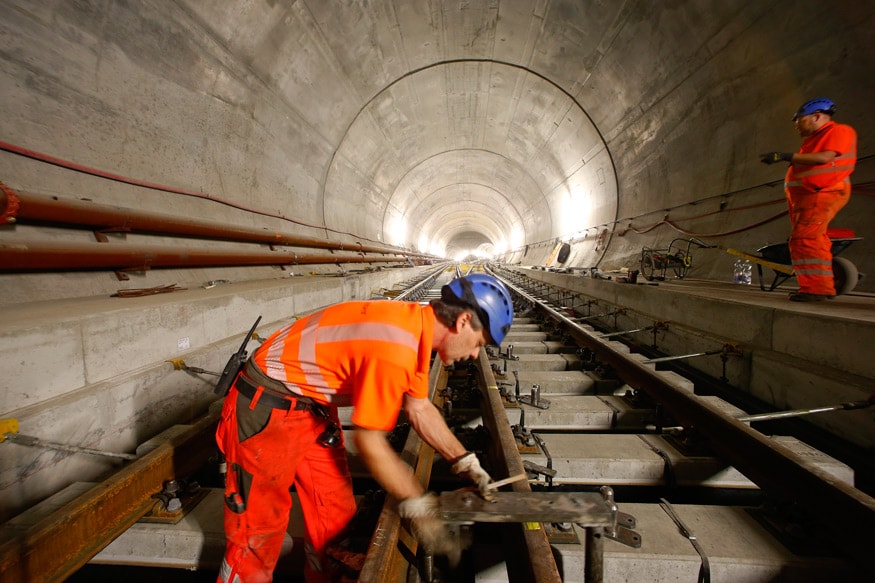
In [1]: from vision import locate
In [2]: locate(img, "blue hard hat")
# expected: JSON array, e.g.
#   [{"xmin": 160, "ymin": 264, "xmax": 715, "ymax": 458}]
[
  {"xmin": 793, "ymin": 98, "xmax": 836, "ymax": 121},
  {"xmin": 442, "ymin": 274, "xmax": 514, "ymax": 345}
]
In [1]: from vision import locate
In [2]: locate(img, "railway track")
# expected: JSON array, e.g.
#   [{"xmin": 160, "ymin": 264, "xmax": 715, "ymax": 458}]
[
  {"xmin": 7, "ymin": 264, "xmax": 873, "ymax": 582},
  {"xmin": 353, "ymin": 265, "xmax": 873, "ymax": 582}
]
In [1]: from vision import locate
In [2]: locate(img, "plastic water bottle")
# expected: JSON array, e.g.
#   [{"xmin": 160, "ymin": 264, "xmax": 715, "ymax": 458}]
[{"xmin": 733, "ymin": 259, "xmax": 752, "ymax": 285}]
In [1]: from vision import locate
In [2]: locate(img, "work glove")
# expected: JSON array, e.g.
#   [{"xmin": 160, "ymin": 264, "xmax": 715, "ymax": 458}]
[
  {"xmin": 398, "ymin": 493, "xmax": 462, "ymax": 566},
  {"xmin": 451, "ymin": 451, "xmax": 493, "ymax": 494},
  {"xmin": 760, "ymin": 152, "xmax": 793, "ymax": 165}
]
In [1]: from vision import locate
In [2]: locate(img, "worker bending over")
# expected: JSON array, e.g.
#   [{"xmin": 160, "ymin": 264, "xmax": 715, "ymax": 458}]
[{"xmin": 216, "ymin": 274, "xmax": 514, "ymax": 582}]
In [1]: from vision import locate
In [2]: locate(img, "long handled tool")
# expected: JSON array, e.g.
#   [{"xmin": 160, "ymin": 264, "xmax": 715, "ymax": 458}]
[
  {"xmin": 485, "ymin": 472, "xmax": 528, "ymax": 491},
  {"xmin": 479, "ymin": 472, "xmax": 529, "ymax": 502},
  {"xmin": 647, "ymin": 396, "xmax": 874, "ymax": 433},
  {"xmin": 735, "ymin": 398, "xmax": 874, "ymax": 423},
  {"xmin": 720, "ymin": 245, "xmax": 795, "ymax": 275},
  {"xmin": 1, "ymin": 418, "xmax": 137, "ymax": 461}
]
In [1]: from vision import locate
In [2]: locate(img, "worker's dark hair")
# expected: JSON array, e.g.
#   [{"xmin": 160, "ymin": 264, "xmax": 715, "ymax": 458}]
[{"xmin": 430, "ymin": 298, "xmax": 484, "ymax": 334}]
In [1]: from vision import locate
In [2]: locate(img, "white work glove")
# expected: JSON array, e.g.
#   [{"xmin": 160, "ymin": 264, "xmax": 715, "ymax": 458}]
[
  {"xmin": 451, "ymin": 451, "xmax": 493, "ymax": 494},
  {"xmin": 398, "ymin": 493, "xmax": 462, "ymax": 566}
]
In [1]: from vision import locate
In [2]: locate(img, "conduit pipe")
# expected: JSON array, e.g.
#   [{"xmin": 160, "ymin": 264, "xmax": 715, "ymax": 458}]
[
  {"xmin": 0, "ymin": 241, "xmax": 412, "ymax": 272},
  {"xmin": 0, "ymin": 188, "xmax": 432, "ymax": 260}
]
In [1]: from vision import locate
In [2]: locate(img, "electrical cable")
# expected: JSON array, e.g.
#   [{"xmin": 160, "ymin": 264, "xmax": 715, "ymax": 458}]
[{"xmin": 0, "ymin": 140, "xmax": 388, "ymax": 246}]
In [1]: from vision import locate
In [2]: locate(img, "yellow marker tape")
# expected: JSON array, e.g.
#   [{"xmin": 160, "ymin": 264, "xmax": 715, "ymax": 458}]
[
  {"xmin": 487, "ymin": 385, "xmax": 498, "ymax": 390},
  {"xmin": 524, "ymin": 522, "xmax": 542, "ymax": 531},
  {"xmin": 166, "ymin": 358, "xmax": 187, "ymax": 370},
  {"xmin": 0, "ymin": 418, "xmax": 20, "ymax": 443}
]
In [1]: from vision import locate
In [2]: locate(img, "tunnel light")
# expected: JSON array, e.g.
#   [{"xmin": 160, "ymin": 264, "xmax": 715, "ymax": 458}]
[
  {"xmin": 388, "ymin": 217, "xmax": 408, "ymax": 247},
  {"xmin": 558, "ymin": 189, "xmax": 590, "ymax": 236},
  {"xmin": 510, "ymin": 227, "xmax": 524, "ymax": 250}
]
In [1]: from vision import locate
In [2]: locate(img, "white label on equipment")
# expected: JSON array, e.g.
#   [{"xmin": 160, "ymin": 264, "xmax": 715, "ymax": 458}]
[{"xmin": 178, "ymin": 337, "xmax": 191, "ymax": 351}]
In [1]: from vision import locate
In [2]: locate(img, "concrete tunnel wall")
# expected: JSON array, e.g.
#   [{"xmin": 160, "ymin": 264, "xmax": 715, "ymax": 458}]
[{"xmin": 0, "ymin": 1, "xmax": 873, "ymax": 519}]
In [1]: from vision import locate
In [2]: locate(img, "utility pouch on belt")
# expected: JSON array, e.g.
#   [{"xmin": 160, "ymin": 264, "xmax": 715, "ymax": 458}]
[{"xmin": 214, "ymin": 316, "xmax": 262, "ymax": 396}]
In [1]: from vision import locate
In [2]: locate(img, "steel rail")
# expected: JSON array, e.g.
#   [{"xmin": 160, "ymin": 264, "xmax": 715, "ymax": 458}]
[
  {"xmin": 0, "ymin": 410, "xmax": 220, "ymax": 583},
  {"xmin": 390, "ymin": 266, "xmax": 448, "ymax": 302},
  {"xmin": 359, "ymin": 356, "xmax": 446, "ymax": 581},
  {"xmin": 476, "ymin": 349, "xmax": 564, "ymax": 583},
  {"xmin": 495, "ymin": 270, "xmax": 875, "ymax": 575}
]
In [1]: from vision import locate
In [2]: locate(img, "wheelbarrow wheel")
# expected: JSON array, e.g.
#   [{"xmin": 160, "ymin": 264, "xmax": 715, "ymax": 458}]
[
  {"xmin": 833, "ymin": 256, "xmax": 859, "ymax": 295},
  {"xmin": 641, "ymin": 254, "xmax": 655, "ymax": 281},
  {"xmin": 672, "ymin": 252, "xmax": 690, "ymax": 279}
]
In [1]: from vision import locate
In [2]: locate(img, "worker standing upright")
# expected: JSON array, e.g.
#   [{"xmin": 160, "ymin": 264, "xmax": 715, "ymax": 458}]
[
  {"xmin": 761, "ymin": 97, "xmax": 858, "ymax": 302},
  {"xmin": 215, "ymin": 273, "xmax": 514, "ymax": 582}
]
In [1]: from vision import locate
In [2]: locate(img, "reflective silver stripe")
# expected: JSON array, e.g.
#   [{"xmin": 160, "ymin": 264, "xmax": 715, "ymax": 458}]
[
  {"xmin": 785, "ymin": 176, "xmax": 850, "ymax": 189},
  {"xmin": 219, "ymin": 558, "xmax": 243, "ymax": 583},
  {"xmin": 318, "ymin": 322, "xmax": 418, "ymax": 351},
  {"xmin": 793, "ymin": 258, "xmax": 831, "ymax": 266},
  {"xmin": 298, "ymin": 310, "xmax": 329, "ymax": 393},
  {"xmin": 298, "ymin": 321, "xmax": 418, "ymax": 397},
  {"xmin": 264, "ymin": 325, "xmax": 291, "ymax": 379},
  {"xmin": 794, "ymin": 267, "xmax": 833, "ymax": 276},
  {"xmin": 793, "ymin": 258, "xmax": 832, "ymax": 276},
  {"xmin": 264, "ymin": 310, "xmax": 325, "ymax": 398},
  {"xmin": 261, "ymin": 313, "xmax": 418, "ymax": 401},
  {"xmin": 793, "ymin": 163, "xmax": 855, "ymax": 179}
]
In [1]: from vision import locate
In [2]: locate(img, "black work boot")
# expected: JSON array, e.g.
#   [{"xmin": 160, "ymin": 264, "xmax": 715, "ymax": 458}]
[{"xmin": 788, "ymin": 291, "xmax": 834, "ymax": 302}]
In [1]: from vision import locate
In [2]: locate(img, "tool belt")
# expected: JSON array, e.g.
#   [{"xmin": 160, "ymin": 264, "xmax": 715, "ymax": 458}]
[{"xmin": 235, "ymin": 359, "xmax": 323, "ymax": 414}]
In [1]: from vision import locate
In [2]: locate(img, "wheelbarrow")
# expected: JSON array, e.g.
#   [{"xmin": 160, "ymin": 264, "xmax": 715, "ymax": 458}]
[{"xmin": 724, "ymin": 228, "xmax": 863, "ymax": 295}]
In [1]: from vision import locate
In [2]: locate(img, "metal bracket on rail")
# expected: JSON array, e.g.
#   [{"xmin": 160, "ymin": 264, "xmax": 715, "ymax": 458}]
[
  {"xmin": 512, "ymin": 408, "xmax": 538, "ymax": 452},
  {"xmin": 493, "ymin": 344, "xmax": 518, "ymax": 379},
  {"xmin": 518, "ymin": 383, "xmax": 551, "ymax": 409},
  {"xmin": 142, "ymin": 479, "xmax": 209, "ymax": 523},
  {"xmin": 500, "ymin": 343, "xmax": 519, "ymax": 363},
  {"xmin": 512, "ymin": 370, "xmax": 521, "ymax": 401},
  {"xmin": 496, "ymin": 379, "xmax": 517, "ymax": 404},
  {"xmin": 531, "ymin": 433, "xmax": 555, "ymax": 488},
  {"xmin": 594, "ymin": 486, "xmax": 642, "ymax": 549}
]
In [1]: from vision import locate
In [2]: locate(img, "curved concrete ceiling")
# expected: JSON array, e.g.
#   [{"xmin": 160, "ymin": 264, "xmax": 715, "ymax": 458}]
[
  {"xmin": 0, "ymin": 0, "xmax": 871, "ymax": 292},
  {"xmin": 324, "ymin": 60, "xmax": 613, "ymax": 256}
]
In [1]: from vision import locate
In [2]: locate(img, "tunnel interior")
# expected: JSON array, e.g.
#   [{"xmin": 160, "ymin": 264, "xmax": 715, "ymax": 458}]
[{"xmin": 0, "ymin": 1, "xmax": 874, "ymax": 578}]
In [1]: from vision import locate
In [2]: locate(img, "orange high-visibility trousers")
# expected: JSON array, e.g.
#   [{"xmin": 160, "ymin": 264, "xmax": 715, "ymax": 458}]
[
  {"xmin": 786, "ymin": 181, "xmax": 851, "ymax": 296},
  {"xmin": 216, "ymin": 386, "xmax": 357, "ymax": 583}
]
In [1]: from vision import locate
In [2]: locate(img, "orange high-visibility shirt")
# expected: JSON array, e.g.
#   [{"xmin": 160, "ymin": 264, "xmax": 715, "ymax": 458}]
[
  {"xmin": 253, "ymin": 301, "xmax": 434, "ymax": 431},
  {"xmin": 785, "ymin": 121, "xmax": 857, "ymax": 192}
]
